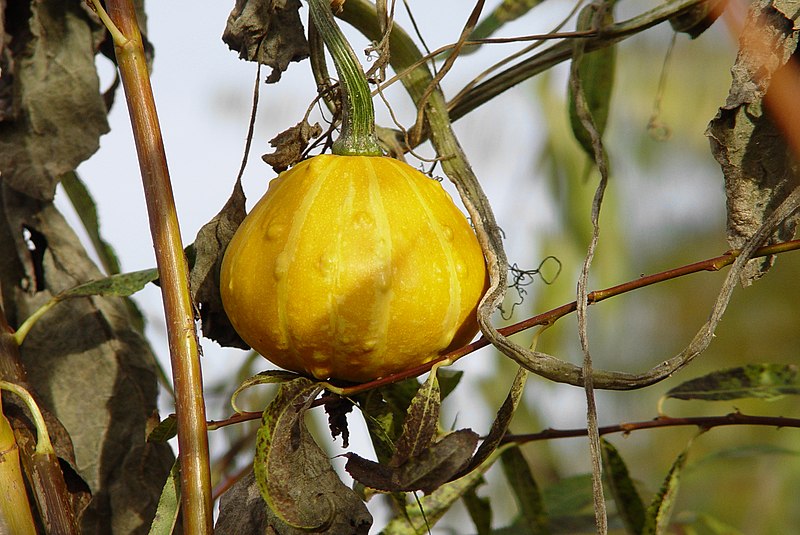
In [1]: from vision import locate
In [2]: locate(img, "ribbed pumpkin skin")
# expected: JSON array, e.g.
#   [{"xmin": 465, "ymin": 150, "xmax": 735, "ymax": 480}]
[{"xmin": 220, "ymin": 155, "xmax": 487, "ymax": 382}]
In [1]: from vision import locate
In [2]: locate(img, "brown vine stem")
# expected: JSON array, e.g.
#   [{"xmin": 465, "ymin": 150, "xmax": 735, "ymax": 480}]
[
  {"xmin": 501, "ymin": 413, "xmax": 800, "ymax": 445},
  {"xmin": 93, "ymin": 1, "xmax": 213, "ymax": 532},
  {"xmin": 331, "ymin": 238, "xmax": 800, "ymax": 397}
]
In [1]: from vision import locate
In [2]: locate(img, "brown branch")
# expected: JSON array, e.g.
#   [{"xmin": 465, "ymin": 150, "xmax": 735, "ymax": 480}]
[
  {"xmin": 330, "ymin": 238, "xmax": 800, "ymax": 396},
  {"xmin": 501, "ymin": 412, "xmax": 800, "ymax": 445}
]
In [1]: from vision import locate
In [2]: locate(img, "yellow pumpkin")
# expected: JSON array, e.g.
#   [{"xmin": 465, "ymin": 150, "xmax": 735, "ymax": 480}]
[{"xmin": 220, "ymin": 154, "xmax": 487, "ymax": 382}]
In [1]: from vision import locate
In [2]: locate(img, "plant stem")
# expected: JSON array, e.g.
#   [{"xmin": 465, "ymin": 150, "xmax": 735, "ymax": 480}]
[
  {"xmin": 97, "ymin": 1, "xmax": 213, "ymax": 532},
  {"xmin": 0, "ymin": 409, "xmax": 37, "ymax": 535},
  {"xmin": 307, "ymin": 0, "xmax": 382, "ymax": 155}
]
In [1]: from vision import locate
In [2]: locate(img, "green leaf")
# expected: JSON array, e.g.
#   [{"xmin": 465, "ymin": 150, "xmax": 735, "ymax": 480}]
[
  {"xmin": 147, "ymin": 415, "xmax": 178, "ymax": 443},
  {"xmin": 664, "ymin": 364, "xmax": 800, "ymax": 402},
  {"xmin": 230, "ymin": 370, "xmax": 304, "ymax": 414},
  {"xmin": 568, "ymin": 1, "xmax": 617, "ymax": 160},
  {"xmin": 148, "ymin": 461, "xmax": 180, "ymax": 535},
  {"xmin": 254, "ymin": 378, "xmax": 372, "ymax": 531},
  {"xmin": 500, "ymin": 445, "xmax": 548, "ymax": 534},
  {"xmin": 461, "ymin": 0, "xmax": 546, "ymax": 54},
  {"xmin": 458, "ymin": 367, "xmax": 528, "ymax": 477},
  {"xmin": 692, "ymin": 443, "xmax": 799, "ymax": 468},
  {"xmin": 543, "ymin": 474, "xmax": 594, "ymax": 519},
  {"xmin": 438, "ymin": 369, "xmax": 463, "ymax": 401},
  {"xmin": 462, "ymin": 479, "xmax": 492, "ymax": 535},
  {"xmin": 357, "ymin": 378, "xmax": 423, "ymax": 464},
  {"xmin": 60, "ymin": 171, "xmax": 122, "ymax": 275},
  {"xmin": 601, "ymin": 439, "xmax": 646, "ymax": 534},
  {"xmin": 391, "ymin": 371, "xmax": 441, "ymax": 467},
  {"xmin": 642, "ymin": 444, "xmax": 692, "ymax": 535},
  {"xmin": 60, "ymin": 268, "xmax": 159, "ymax": 299}
]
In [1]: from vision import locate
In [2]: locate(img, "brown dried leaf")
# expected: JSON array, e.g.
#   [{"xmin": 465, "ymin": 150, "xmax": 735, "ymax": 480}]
[
  {"xmin": 390, "ymin": 370, "xmax": 440, "ymax": 468},
  {"xmin": 0, "ymin": 0, "xmax": 109, "ymax": 200},
  {"xmin": 189, "ymin": 180, "xmax": 249, "ymax": 349},
  {"xmin": 261, "ymin": 120, "xmax": 323, "ymax": 172},
  {"xmin": 706, "ymin": 0, "xmax": 800, "ymax": 284},
  {"xmin": 223, "ymin": 0, "xmax": 310, "ymax": 83},
  {"xmin": 254, "ymin": 378, "xmax": 372, "ymax": 533},
  {"xmin": 0, "ymin": 185, "xmax": 175, "ymax": 533},
  {"xmin": 345, "ymin": 429, "xmax": 479, "ymax": 494},
  {"xmin": 322, "ymin": 394, "xmax": 353, "ymax": 448}
]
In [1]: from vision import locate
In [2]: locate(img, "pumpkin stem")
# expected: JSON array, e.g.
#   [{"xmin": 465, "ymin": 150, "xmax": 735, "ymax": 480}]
[{"xmin": 308, "ymin": 0, "xmax": 382, "ymax": 156}]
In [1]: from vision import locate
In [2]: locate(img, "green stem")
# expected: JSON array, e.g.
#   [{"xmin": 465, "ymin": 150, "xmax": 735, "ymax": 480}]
[
  {"xmin": 97, "ymin": 1, "xmax": 214, "ymax": 533},
  {"xmin": 307, "ymin": 0, "xmax": 382, "ymax": 155},
  {"xmin": 0, "ymin": 381, "xmax": 54, "ymax": 456}
]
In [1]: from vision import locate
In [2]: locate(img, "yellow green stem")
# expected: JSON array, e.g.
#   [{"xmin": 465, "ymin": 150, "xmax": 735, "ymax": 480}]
[
  {"xmin": 0, "ymin": 381, "xmax": 54, "ymax": 456},
  {"xmin": 307, "ymin": 0, "xmax": 382, "ymax": 156},
  {"xmin": 0, "ymin": 409, "xmax": 37, "ymax": 535},
  {"xmin": 94, "ymin": 0, "xmax": 213, "ymax": 532}
]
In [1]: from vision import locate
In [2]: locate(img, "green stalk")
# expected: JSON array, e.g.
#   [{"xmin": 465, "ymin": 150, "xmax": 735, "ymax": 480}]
[
  {"xmin": 0, "ymin": 409, "xmax": 37, "ymax": 535},
  {"xmin": 307, "ymin": 0, "xmax": 382, "ymax": 156},
  {"xmin": 91, "ymin": 1, "xmax": 213, "ymax": 533}
]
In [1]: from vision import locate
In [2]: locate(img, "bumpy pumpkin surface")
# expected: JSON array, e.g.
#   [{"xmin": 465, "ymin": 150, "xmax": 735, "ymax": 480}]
[{"xmin": 220, "ymin": 154, "xmax": 487, "ymax": 382}]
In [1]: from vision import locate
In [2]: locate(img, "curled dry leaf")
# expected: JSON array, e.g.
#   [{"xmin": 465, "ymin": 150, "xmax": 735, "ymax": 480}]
[
  {"xmin": 706, "ymin": 0, "xmax": 800, "ymax": 284},
  {"xmin": 223, "ymin": 0, "xmax": 310, "ymax": 83},
  {"xmin": 261, "ymin": 120, "xmax": 323, "ymax": 172},
  {"xmin": 189, "ymin": 180, "xmax": 249, "ymax": 349},
  {"xmin": 0, "ymin": 0, "xmax": 109, "ymax": 200},
  {"xmin": 254, "ymin": 378, "xmax": 372, "ymax": 533}
]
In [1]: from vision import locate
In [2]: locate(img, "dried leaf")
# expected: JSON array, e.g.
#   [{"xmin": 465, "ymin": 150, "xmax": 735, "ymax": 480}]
[
  {"xmin": 322, "ymin": 394, "xmax": 353, "ymax": 448},
  {"xmin": 0, "ymin": 186, "xmax": 175, "ymax": 533},
  {"xmin": 0, "ymin": 0, "xmax": 109, "ymax": 200},
  {"xmin": 669, "ymin": 0, "xmax": 728, "ymax": 38},
  {"xmin": 706, "ymin": 0, "xmax": 800, "ymax": 284},
  {"xmin": 357, "ymin": 377, "xmax": 422, "ymax": 464},
  {"xmin": 642, "ymin": 446, "xmax": 691, "ymax": 535},
  {"xmin": 223, "ymin": 0, "xmax": 310, "ymax": 83},
  {"xmin": 664, "ymin": 363, "xmax": 800, "ymax": 402},
  {"xmin": 380, "ymin": 456, "xmax": 493, "ymax": 534},
  {"xmin": 601, "ymin": 439, "xmax": 645, "ymax": 534},
  {"xmin": 391, "ymin": 371, "xmax": 440, "ymax": 467},
  {"xmin": 457, "ymin": 366, "xmax": 527, "ymax": 477},
  {"xmin": 261, "ymin": 120, "xmax": 323, "ymax": 172},
  {"xmin": 254, "ymin": 378, "xmax": 372, "ymax": 532},
  {"xmin": 500, "ymin": 445, "xmax": 548, "ymax": 533},
  {"xmin": 345, "ymin": 429, "xmax": 478, "ymax": 494},
  {"xmin": 189, "ymin": 179, "xmax": 249, "ymax": 349}
]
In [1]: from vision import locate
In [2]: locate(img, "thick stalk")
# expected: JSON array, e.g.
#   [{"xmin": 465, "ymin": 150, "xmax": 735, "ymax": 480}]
[
  {"xmin": 0, "ymin": 408, "xmax": 36, "ymax": 535},
  {"xmin": 99, "ymin": 1, "xmax": 213, "ymax": 532},
  {"xmin": 307, "ymin": 0, "xmax": 382, "ymax": 155}
]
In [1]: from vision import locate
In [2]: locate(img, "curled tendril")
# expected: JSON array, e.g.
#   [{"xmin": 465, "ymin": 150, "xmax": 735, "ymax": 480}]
[{"xmin": 500, "ymin": 255, "xmax": 563, "ymax": 320}]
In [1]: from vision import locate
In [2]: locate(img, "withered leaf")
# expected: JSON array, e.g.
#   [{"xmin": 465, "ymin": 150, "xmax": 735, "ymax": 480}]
[
  {"xmin": 390, "ymin": 370, "xmax": 440, "ymax": 468},
  {"xmin": 189, "ymin": 179, "xmax": 249, "ymax": 349},
  {"xmin": 456, "ymin": 366, "xmax": 527, "ymax": 478},
  {"xmin": 322, "ymin": 393, "xmax": 354, "ymax": 448},
  {"xmin": 223, "ymin": 0, "xmax": 310, "ymax": 83},
  {"xmin": 669, "ymin": 0, "xmax": 728, "ymax": 38},
  {"xmin": 345, "ymin": 429, "xmax": 479, "ymax": 494},
  {"xmin": 0, "ymin": 0, "xmax": 109, "ymax": 200},
  {"xmin": 254, "ymin": 378, "xmax": 372, "ymax": 533},
  {"xmin": 262, "ymin": 120, "xmax": 323, "ymax": 172},
  {"xmin": 0, "ymin": 185, "xmax": 175, "ymax": 533},
  {"xmin": 706, "ymin": 0, "xmax": 800, "ymax": 284}
]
